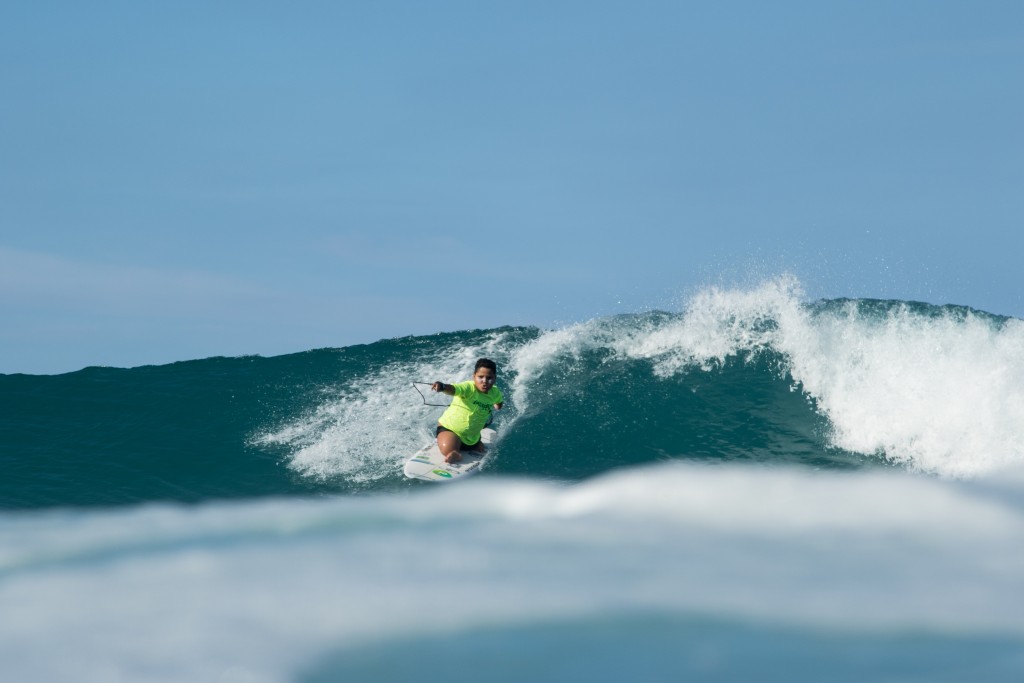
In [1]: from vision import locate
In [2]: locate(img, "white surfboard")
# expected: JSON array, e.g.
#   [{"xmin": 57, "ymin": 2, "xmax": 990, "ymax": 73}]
[{"xmin": 403, "ymin": 427, "xmax": 496, "ymax": 482}]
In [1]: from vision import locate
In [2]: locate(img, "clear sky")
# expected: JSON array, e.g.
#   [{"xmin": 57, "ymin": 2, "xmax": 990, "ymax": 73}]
[{"xmin": 2, "ymin": 1, "xmax": 1021, "ymax": 374}]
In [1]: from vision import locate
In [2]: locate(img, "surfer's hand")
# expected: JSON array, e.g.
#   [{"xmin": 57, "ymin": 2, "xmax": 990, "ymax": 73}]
[{"xmin": 432, "ymin": 382, "xmax": 443, "ymax": 392}]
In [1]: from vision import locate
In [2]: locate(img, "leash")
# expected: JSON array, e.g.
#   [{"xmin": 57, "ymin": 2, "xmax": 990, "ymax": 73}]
[{"xmin": 412, "ymin": 382, "xmax": 450, "ymax": 407}]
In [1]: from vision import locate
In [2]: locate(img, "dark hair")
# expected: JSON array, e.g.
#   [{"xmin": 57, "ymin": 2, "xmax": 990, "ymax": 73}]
[{"xmin": 475, "ymin": 358, "xmax": 497, "ymax": 373}]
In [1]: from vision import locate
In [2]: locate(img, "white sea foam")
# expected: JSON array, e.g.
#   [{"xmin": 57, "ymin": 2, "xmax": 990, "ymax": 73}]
[
  {"xmin": 2, "ymin": 462, "xmax": 1024, "ymax": 682},
  {"xmin": 792, "ymin": 301, "xmax": 1024, "ymax": 477}
]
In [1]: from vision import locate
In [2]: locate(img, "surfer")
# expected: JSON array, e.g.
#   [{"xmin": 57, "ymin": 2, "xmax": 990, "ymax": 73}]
[{"xmin": 431, "ymin": 358, "xmax": 504, "ymax": 464}]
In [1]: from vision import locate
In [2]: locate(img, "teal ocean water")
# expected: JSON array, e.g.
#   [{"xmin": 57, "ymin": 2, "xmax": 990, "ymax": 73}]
[{"xmin": 3, "ymin": 278, "xmax": 1024, "ymax": 681}]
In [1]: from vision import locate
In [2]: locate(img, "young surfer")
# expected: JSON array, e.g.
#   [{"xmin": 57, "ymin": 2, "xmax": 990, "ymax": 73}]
[{"xmin": 431, "ymin": 358, "xmax": 504, "ymax": 464}]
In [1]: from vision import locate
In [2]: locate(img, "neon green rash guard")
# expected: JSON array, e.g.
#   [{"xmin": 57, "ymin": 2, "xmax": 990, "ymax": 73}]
[{"xmin": 438, "ymin": 380, "xmax": 504, "ymax": 445}]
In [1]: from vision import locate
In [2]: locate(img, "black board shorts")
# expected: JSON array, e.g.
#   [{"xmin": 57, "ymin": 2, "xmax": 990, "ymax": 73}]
[{"xmin": 435, "ymin": 425, "xmax": 478, "ymax": 451}]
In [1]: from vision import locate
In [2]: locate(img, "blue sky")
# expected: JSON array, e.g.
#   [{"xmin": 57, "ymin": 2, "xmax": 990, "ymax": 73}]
[{"xmin": 2, "ymin": 1, "xmax": 1021, "ymax": 374}]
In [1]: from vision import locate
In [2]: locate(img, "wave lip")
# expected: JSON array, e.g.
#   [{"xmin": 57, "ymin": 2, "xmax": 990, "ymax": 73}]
[{"xmin": 609, "ymin": 277, "xmax": 1024, "ymax": 478}]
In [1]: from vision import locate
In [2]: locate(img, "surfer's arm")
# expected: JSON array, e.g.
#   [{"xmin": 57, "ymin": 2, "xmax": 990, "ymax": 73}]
[
  {"xmin": 494, "ymin": 402, "xmax": 503, "ymax": 410},
  {"xmin": 431, "ymin": 382, "xmax": 456, "ymax": 395}
]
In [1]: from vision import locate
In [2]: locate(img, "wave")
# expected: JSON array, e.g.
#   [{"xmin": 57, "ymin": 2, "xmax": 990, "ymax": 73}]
[
  {"xmin": 3, "ymin": 461, "xmax": 1024, "ymax": 681},
  {"xmin": 261, "ymin": 275, "xmax": 1024, "ymax": 486},
  {"xmin": 3, "ymin": 276, "xmax": 1023, "ymax": 509}
]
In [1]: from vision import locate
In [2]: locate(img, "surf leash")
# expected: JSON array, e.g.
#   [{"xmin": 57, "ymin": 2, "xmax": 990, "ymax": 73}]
[{"xmin": 412, "ymin": 382, "xmax": 451, "ymax": 407}]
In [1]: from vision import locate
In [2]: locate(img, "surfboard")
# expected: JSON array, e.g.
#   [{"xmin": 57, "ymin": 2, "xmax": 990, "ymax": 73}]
[{"xmin": 403, "ymin": 427, "xmax": 496, "ymax": 482}]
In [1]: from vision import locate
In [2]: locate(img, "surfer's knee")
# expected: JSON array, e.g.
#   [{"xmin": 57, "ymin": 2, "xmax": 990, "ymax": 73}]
[{"xmin": 436, "ymin": 429, "xmax": 460, "ymax": 454}]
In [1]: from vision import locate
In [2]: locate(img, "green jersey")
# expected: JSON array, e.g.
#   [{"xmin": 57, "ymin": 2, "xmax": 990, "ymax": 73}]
[{"xmin": 438, "ymin": 380, "xmax": 504, "ymax": 445}]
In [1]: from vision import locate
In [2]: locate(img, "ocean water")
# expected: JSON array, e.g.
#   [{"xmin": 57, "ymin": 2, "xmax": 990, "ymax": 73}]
[{"xmin": 3, "ymin": 276, "xmax": 1024, "ymax": 682}]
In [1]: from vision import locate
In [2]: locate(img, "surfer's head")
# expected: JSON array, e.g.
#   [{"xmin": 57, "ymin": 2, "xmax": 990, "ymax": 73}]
[{"xmin": 473, "ymin": 358, "xmax": 497, "ymax": 393}]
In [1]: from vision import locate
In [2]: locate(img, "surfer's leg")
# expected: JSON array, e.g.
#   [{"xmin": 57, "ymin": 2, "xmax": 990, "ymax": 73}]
[{"xmin": 436, "ymin": 427, "xmax": 463, "ymax": 463}]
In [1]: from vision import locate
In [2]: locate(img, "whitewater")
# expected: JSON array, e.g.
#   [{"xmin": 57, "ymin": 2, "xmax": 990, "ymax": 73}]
[{"xmin": 3, "ymin": 276, "xmax": 1024, "ymax": 681}]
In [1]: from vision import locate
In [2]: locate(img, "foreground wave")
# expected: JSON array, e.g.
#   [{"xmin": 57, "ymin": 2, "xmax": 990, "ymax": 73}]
[{"xmin": 3, "ymin": 462, "xmax": 1024, "ymax": 682}]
